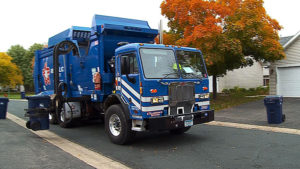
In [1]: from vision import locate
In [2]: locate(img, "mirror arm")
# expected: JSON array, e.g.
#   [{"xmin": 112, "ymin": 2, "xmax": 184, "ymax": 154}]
[{"xmin": 126, "ymin": 74, "xmax": 136, "ymax": 84}]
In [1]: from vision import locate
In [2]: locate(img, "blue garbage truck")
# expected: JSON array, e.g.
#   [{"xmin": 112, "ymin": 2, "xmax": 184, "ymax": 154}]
[{"xmin": 28, "ymin": 15, "xmax": 214, "ymax": 144}]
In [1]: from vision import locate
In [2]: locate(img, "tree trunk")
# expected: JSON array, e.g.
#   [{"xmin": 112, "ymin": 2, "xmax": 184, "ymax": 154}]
[{"xmin": 213, "ymin": 75, "xmax": 217, "ymax": 100}]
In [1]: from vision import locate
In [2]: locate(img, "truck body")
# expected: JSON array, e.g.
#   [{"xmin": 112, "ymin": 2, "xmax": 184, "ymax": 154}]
[{"xmin": 30, "ymin": 15, "xmax": 214, "ymax": 144}]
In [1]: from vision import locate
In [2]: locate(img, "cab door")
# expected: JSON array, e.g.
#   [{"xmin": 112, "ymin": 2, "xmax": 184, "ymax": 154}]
[{"xmin": 120, "ymin": 52, "xmax": 141, "ymax": 109}]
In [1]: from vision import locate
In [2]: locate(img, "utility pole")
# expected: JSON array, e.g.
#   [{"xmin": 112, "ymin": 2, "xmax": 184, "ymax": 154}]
[{"xmin": 159, "ymin": 19, "xmax": 163, "ymax": 44}]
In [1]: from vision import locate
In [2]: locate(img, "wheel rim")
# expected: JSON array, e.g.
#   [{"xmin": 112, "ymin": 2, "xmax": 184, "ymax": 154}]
[
  {"xmin": 60, "ymin": 109, "xmax": 65, "ymax": 122},
  {"xmin": 109, "ymin": 114, "xmax": 122, "ymax": 136}
]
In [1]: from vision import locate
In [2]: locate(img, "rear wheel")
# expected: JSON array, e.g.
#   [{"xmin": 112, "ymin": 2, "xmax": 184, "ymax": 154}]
[
  {"xmin": 169, "ymin": 127, "xmax": 191, "ymax": 135},
  {"xmin": 105, "ymin": 104, "xmax": 135, "ymax": 144},
  {"xmin": 49, "ymin": 113, "xmax": 58, "ymax": 124},
  {"xmin": 59, "ymin": 107, "xmax": 73, "ymax": 128}
]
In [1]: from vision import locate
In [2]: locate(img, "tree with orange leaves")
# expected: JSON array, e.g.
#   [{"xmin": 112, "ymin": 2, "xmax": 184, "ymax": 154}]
[{"xmin": 161, "ymin": 0, "xmax": 285, "ymax": 98}]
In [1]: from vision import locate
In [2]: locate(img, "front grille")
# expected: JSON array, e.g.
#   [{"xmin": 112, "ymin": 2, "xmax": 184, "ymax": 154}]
[{"xmin": 169, "ymin": 82, "xmax": 195, "ymax": 115}]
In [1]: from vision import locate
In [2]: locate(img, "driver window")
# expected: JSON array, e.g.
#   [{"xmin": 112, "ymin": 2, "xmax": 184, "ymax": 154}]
[{"xmin": 121, "ymin": 53, "xmax": 139, "ymax": 74}]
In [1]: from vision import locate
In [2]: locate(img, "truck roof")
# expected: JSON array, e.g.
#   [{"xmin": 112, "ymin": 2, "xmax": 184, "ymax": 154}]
[{"xmin": 115, "ymin": 43, "xmax": 201, "ymax": 54}]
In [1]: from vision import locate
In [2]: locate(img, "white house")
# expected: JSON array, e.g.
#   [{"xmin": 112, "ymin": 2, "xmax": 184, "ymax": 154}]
[
  {"xmin": 209, "ymin": 60, "xmax": 266, "ymax": 93},
  {"xmin": 216, "ymin": 60, "xmax": 264, "ymax": 92},
  {"xmin": 269, "ymin": 31, "xmax": 300, "ymax": 97}
]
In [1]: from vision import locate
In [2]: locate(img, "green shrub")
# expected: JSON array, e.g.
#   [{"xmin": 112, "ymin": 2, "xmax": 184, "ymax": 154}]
[
  {"xmin": 222, "ymin": 89, "xmax": 230, "ymax": 94},
  {"xmin": 222, "ymin": 86, "xmax": 268, "ymax": 96}
]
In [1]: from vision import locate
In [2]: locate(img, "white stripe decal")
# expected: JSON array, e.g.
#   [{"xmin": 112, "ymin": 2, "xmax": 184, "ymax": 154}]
[
  {"xmin": 195, "ymin": 101, "xmax": 210, "ymax": 106},
  {"xmin": 121, "ymin": 87, "xmax": 168, "ymax": 112},
  {"xmin": 141, "ymin": 96, "xmax": 169, "ymax": 102},
  {"xmin": 142, "ymin": 105, "xmax": 168, "ymax": 112},
  {"xmin": 122, "ymin": 89, "xmax": 168, "ymax": 112},
  {"xmin": 121, "ymin": 80, "xmax": 140, "ymax": 99},
  {"xmin": 121, "ymin": 89, "xmax": 141, "ymax": 109}
]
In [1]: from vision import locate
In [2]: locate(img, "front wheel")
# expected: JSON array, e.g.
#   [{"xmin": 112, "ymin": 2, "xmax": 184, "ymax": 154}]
[
  {"xmin": 169, "ymin": 127, "xmax": 191, "ymax": 135},
  {"xmin": 105, "ymin": 104, "xmax": 135, "ymax": 145}
]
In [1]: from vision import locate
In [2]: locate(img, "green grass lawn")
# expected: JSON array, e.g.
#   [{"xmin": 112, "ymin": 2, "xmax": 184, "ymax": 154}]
[
  {"xmin": 210, "ymin": 94, "xmax": 264, "ymax": 111},
  {"xmin": 0, "ymin": 92, "xmax": 35, "ymax": 99},
  {"xmin": 1, "ymin": 90, "xmax": 264, "ymax": 111}
]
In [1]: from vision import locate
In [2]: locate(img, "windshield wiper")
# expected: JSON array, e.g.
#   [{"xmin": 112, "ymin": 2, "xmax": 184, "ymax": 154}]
[{"xmin": 158, "ymin": 72, "xmax": 179, "ymax": 83}]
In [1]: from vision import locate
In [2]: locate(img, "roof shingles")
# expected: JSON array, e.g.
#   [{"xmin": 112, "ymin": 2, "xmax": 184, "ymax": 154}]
[{"xmin": 279, "ymin": 36, "xmax": 293, "ymax": 46}]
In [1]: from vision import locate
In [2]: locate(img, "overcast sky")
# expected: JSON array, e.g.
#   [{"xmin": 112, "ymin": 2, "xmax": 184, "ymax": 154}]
[{"xmin": 0, "ymin": 0, "xmax": 299, "ymax": 52}]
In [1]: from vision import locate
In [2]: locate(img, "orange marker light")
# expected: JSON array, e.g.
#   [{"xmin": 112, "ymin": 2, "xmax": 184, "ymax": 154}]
[
  {"xmin": 150, "ymin": 89, "xmax": 157, "ymax": 93},
  {"xmin": 203, "ymin": 87, "xmax": 208, "ymax": 91}
]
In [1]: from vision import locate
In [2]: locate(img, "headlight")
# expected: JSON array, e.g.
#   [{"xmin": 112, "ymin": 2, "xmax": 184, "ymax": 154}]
[
  {"xmin": 151, "ymin": 97, "xmax": 164, "ymax": 104},
  {"xmin": 199, "ymin": 93, "xmax": 210, "ymax": 99}
]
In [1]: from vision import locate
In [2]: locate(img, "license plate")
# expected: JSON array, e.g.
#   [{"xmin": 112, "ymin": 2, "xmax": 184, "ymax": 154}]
[{"xmin": 184, "ymin": 119, "xmax": 193, "ymax": 127}]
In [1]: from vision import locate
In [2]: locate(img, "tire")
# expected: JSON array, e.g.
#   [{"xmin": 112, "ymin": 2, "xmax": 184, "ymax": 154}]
[
  {"xmin": 49, "ymin": 113, "xmax": 58, "ymax": 124},
  {"xmin": 105, "ymin": 104, "xmax": 135, "ymax": 145},
  {"xmin": 26, "ymin": 121, "xmax": 31, "ymax": 129},
  {"xmin": 169, "ymin": 127, "xmax": 191, "ymax": 135},
  {"xmin": 59, "ymin": 108, "xmax": 73, "ymax": 128}
]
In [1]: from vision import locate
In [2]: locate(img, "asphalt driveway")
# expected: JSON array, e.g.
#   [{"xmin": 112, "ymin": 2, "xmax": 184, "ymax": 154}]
[{"xmin": 215, "ymin": 97, "xmax": 300, "ymax": 129}]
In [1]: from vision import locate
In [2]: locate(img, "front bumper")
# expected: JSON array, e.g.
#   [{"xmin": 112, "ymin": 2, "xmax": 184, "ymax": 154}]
[{"xmin": 147, "ymin": 110, "xmax": 214, "ymax": 131}]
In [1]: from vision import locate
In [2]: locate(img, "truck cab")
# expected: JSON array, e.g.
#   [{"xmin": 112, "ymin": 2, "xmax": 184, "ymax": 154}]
[{"xmin": 105, "ymin": 43, "xmax": 214, "ymax": 144}]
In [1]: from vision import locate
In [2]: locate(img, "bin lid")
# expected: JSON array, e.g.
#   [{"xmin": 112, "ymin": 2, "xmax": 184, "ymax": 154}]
[
  {"xmin": 26, "ymin": 95, "xmax": 50, "ymax": 100},
  {"xmin": 264, "ymin": 95, "xmax": 283, "ymax": 104},
  {"xmin": 265, "ymin": 95, "xmax": 283, "ymax": 98},
  {"xmin": 264, "ymin": 95, "xmax": 283, "ymax": 100},
  {"xmin": 0, "ymin": 97, "xmax": 9, "ymax": 102}
]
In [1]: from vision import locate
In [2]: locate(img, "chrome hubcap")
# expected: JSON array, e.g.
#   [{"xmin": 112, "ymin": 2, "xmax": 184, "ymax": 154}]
[{"xmin": 109, "ymin": 114, "xmax": 122, "ymax": 136}]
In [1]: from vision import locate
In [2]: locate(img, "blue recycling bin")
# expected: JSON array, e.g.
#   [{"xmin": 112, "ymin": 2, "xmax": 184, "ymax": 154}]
[
  {"xmin": 26, "ymin": 95, "xmax": 50, "ymax": 131},
  {"xmin": 264, "ymin": 96, "xmax": 285, "ymax": 124},
  {"xmin": 0, "ymin": 98, "xmax": 9, "ymax": 119},
  {"xmin": 20, "ymin": 92, "xmax": 26, "ymax": 99}
]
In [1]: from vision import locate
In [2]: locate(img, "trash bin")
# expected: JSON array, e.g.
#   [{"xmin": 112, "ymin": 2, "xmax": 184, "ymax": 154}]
[
  {"xmin": 264, "ymin": 95, "xmax": 285, "ymax": 124},
  {"xmin": 20, "ymin": 92, "xmax": 26, "ymax": 99},
  {"xmin": 25, "ymin": 95, "xmax": 50, "ymax": 131},
  {"xmin": 0, "ymin": 98, "xmax": 9, "ymax": 119}
]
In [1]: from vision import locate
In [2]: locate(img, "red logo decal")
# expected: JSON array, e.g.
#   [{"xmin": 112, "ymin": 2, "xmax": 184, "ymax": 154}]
[
  {"xmin": 147, "ymin": 111, "xmax": 162, "ymax": 117},
  {"xmin": 42, "ymin": 62, "xmax": 51, "ymax": 85}
]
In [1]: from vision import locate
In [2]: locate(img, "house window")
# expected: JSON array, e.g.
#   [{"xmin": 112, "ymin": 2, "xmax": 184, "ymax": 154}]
[{"xmin": 263, "ymin": 75, "xmax": 269, "ymax": 87}]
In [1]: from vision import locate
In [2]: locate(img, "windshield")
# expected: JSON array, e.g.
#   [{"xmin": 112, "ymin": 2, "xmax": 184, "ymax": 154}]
[
  {"xmin": 176, "ymin": 50, "xmax": 207, "ymax": 79},
  {"xmin": 140, "ymin": 48, "xmax": 179, "ymax": 79}
]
